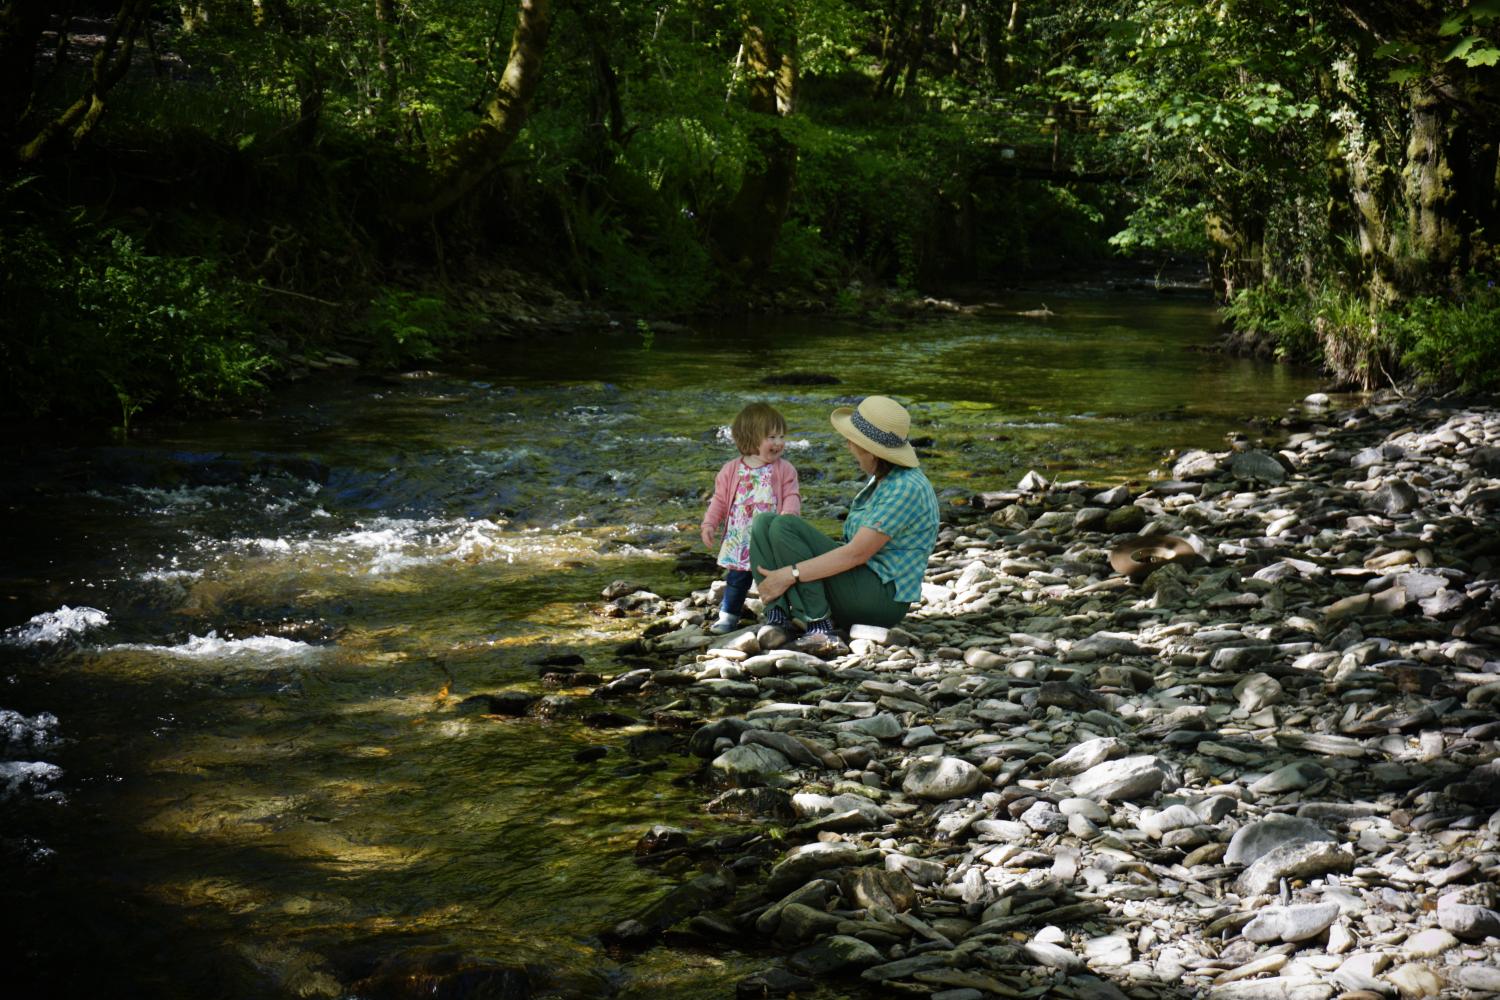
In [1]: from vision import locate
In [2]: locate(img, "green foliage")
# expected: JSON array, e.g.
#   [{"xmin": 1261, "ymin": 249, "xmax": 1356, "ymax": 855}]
[
  {"xmin": 361, "ymin": 289, "xmax": 461, "ymax": 368},
  {"xmin": 1222, "ymin": 277, "xmax": 1500, "ymax": 391},
  {"xmin": 1393, "ymin": 280, "xmax": 1500, "ymax": 391},
  {"xmin": 1, "ymin": 206, "xmax": 267, "ymax": 422},
  {"xmin": 1221, "ymin": 283, "xmax": 1321, "ymax": 362},
  {"xmin": 1109, "ymin": 196, "xmax": 1210, "ymax": 256}
]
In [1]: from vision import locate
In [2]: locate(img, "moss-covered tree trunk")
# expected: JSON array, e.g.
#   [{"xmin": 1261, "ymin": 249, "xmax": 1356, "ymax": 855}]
[
  {"xmin": 1206, "ymin": 203, "xmax": 1265, "ymax": 304},
  {"xmin": 13, "ymin": 0, "xmax": 151, "ymax": 163},
  {"xmin": 393, "ymin": 0, "xmax": 551, "ymax": 223},
  {"xmin": 1402, "ymin": 82, "xmax": 1461, "ymax": 294},
  {"xmin": 711, "ymin": 5, "xmax": 798, "ymax": 279}
]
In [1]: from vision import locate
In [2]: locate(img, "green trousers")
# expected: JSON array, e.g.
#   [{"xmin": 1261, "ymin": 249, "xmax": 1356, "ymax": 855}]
[{"xmin": 748, "ymin": 513, "xmax": 910, "ymax": 628}]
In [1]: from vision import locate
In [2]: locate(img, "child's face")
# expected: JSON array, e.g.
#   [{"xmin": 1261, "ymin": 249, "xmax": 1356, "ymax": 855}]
[{"xmin": 755, "ymin": 429, "xmax": 786, "ymax": 463}]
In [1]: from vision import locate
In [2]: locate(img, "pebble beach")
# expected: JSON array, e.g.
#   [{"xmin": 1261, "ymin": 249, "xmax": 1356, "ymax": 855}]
[{"xmin": 556, "ymin": 390, "xmax": 1500, "ymax": 1000}]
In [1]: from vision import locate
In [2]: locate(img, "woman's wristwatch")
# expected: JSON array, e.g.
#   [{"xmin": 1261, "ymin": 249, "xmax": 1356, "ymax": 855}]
[{"xmin": 790, "ymin": 564, "xmax": 801, "ymax": 582}]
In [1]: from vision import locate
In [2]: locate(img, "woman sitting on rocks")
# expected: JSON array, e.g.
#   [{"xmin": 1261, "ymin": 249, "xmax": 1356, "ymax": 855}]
[{"xmin": 752, "ymin": 395, "xmax": 940, "ymax": 655}]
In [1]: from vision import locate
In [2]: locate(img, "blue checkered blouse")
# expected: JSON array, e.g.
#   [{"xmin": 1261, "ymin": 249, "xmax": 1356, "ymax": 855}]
[{"xmin": 843, "ymin": 466, "xmax": 939, "ymax": 602}]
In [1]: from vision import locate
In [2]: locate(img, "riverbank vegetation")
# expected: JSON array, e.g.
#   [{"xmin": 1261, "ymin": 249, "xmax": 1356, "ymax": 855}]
[{"xmin": 3, "ymin": 1, "xmax": 1499, "ymax": 424}]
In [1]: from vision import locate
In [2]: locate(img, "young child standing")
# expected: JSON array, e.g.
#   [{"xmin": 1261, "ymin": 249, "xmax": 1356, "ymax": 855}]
[{"xmin": 700, "ymin": 402, "xmax": 801, "ymax": 634}]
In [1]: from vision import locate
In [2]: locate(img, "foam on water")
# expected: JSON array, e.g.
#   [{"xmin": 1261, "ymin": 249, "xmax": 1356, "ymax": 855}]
[
  {"xmin": 233, "ymin": 516, "xmax": 527, "ymax": 575},
  {"xmin": 107, "ymin": 631, "xmax": 324, "ymax": 664},
  {"xmin": 2, "ymin": 606, "xmax": 109, "ymax": 646},
  {"xmin": 0, "ymin": 709, "xmax": 61, "ymax": 752},
  {"xmin": 0, "ymin": 761, "xmax": 64, "ymax": 803}
]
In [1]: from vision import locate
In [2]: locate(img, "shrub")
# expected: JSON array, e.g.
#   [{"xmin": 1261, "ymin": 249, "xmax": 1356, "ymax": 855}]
[
  {"xmin": 361, "ymin": 289, "xmax": 462, "ymax": 368},
  {"xmin": 1, "ymin": 210, "xmax": 268, "ymax": 424},
  {"xmin": 1392, "ymin": 279, "xmax": 1500, "ymax": 392}
]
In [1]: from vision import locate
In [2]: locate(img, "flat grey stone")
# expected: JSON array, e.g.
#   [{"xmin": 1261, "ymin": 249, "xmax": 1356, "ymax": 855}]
[
  {"xmin": 1236, "ymin": 840, "xmax": 1353, "ymax": 896},
  {"xmin": 1023, "ymin": 941, "xmax": 1083, "ymax": 971},
  {"xmin": 835, "ymin": 712, "xmax": 902, "ymax": 739},
  {"xmin": 766, "ymin": 842, "xmax": 864, "ymax": 893},
  {"xmin": 1456, "ymin": 965, "xmax": 1500, "ymax": 992},
  {"xmin": 1224, "ymin": 816, "xmax": 1335, "ymax": 866},
  {"xmin": 1436, "ymin": 902, "xmax": 1500, "ymax": 939},
  {"xmin": 1369, "ymin": 478, "xmax": 1420, "ymax": 514},
  {"xmin": 1068, "ymin": 755, "xmax": 1170, "ymax": 801},
  {"xmin": 1043, "ymin": 737, "xmax": 1128, "ymax": 777},
  {"xmin": 1401, "ymin": 928, "xmax": 1458, "ymax": 958},
  {"xmin": 903, "ymin": 756, "xmax": 987, "ymax": 800},
  {"xmin": 712, "ymin": 744, "xmax": 793, "ymax": 785},
  {"xmin": 788, "ymin": 934, "xmax": 882, "ymax": 975},
  {"xmin": 1174, "ymin": 449, "xmax": 1223, "ymax": 479},
  {"xmin": 1250, "ymin": 761, "xmax": 1326, "ymax": 796},
  {"xmin": 1207, "ymin": 975, "xmax": 1333, "ymax": 1000},
  {"xmin": 886, "ymin": 852, "xmax": 946, "ymax": 885},
  {"xmin": 1242, "ymin": 902, "xmax": 1340, "ymax": 943},
  {"xmin": 1231, "ymin": 449, "xmax": 1287, "ymax": 484}
]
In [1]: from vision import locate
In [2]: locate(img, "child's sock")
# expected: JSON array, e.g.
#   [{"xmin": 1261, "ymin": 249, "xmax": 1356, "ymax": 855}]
[
  {"xmin": 764, "ymin": 606, "xmax": 790, "ymax": 628},
  {"xmin": 804, "ymin": 616, "xmax": 837, "ymax": 636}
]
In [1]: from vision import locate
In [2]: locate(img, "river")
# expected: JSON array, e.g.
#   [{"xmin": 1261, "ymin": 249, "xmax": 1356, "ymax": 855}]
[{"xmin": 0, "ymin": 297, "xmax": 1324, "ymax": 998}]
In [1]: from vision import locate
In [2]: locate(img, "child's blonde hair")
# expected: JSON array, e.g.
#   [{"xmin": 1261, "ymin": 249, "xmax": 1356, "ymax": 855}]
[{"xmin": 731, "ymin": 402, "xmax": 787, "ymax": 455}]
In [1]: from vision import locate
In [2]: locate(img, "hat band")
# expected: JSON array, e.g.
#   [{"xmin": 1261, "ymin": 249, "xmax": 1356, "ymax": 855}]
[{"xmin": 852, "ymin": 410, "xmax": 907, "ymax": 450}]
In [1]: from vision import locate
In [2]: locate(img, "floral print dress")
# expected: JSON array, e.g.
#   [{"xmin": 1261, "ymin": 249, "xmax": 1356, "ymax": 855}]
[{"xmin": 717, "ymin": 462, "xmax": 776, "ymax": 571}]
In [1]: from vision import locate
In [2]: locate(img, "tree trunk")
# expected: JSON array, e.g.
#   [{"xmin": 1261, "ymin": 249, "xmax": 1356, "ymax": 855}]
[
  {"xmin": 1205, "ymin": 204, "xmax": 1265, "ymax": 304},
  {"xmin": 394, "ymin": 0, "xmax": 551, "ymax": 223},
  {"xmin": 874, "ymin": 0, "xmax": 911, "ymax": 99},
  {"xmin": 712, "ymin": 7, "xmax": 798, "ymax": 278},
  {"xmin": 0, "ymin": 0, "xmax": 52, "ymax": 141},
  {"xmin": 14, "ymin": 0, "xmax": 150, "ymax": 162},
  {"xmin": 1403, "ymin": 82, "xmax": 1461, "ymax": 293},
  {"xmin": 374, "ymin": 0, "xmax": 398, "ymax": 122},
  {"xmin": 901, "ymin": 0, "xmax": 933, "ymax": 97}
]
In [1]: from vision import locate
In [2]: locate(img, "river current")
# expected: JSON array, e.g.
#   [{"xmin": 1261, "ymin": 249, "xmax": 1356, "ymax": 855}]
[{"xmin": 0, "ymin": 298, "xmax": 1323, "ymax": 997}]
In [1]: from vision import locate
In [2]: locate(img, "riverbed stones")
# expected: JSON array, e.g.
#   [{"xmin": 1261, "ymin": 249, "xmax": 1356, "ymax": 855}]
[
  {"xmin": 1065, "ymin": 755, "xmax": 1171, "ymax": 801},
  {"xmin": 902, "ymin": 756, "xmax": 986, "ymax": 800},
  {"xmin": 1243, "ymin": 903, "xmax": 1341, "ymax": 944},
  {"xmin": 604, "ymin": 393, "xmax": 1500, "ymax": 1000},
  {"xmin": 1225, "ymin": 816, "xmax": 1336, "ymax": 866},
  {"xmin": 1231, "ymin": 449, "xmax": 1288, "ymax": 483},
  {"xmin": 788, "ymin": 935, "xmax": 882, "ymax": 975},
  {"xmin": 1237, "ymin": 839, "xmax": 1355, "ymax": 896}
]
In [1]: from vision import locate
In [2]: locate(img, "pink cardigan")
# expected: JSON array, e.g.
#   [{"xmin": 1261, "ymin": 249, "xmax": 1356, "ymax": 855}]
[{"xmin": 702, "ymin": 457, "xmax": 801, "ymax": 531}]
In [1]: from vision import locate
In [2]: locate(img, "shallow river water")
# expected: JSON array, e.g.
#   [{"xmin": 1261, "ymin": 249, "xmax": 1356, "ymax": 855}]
[{"xmin": 0, "ymin": 297, "xmax": 1323, "ymax": 998}]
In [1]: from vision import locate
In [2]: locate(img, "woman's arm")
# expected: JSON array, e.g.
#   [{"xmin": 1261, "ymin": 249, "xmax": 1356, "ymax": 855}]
[{"xmin": 756, "ymin": 526, "xmax": 888, "ymax": 601}]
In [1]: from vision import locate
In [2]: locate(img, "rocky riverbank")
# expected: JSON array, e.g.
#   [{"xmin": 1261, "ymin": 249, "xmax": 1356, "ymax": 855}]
[{"xmin": 558, "ymin": 391, "xmax": 1500, "ymax": 1000}]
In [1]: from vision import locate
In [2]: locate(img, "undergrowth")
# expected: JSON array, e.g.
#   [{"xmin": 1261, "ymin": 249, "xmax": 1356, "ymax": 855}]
[{"xmin": 1222, "ymin": 277, "xmax": 1500, "ymax": 391}]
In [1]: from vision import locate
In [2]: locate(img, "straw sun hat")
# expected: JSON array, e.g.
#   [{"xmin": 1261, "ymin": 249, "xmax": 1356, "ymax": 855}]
[{"xmin": 831, "ymin": 395, "xmax": 920, "ymax": 467}]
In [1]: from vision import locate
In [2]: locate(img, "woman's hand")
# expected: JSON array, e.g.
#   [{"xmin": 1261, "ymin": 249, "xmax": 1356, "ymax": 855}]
[
  {"xmin": 700, "ymin": 524, "xmax": 716, "ymax": 549},
  {"xmin": 756, "ymin": 565, "xmax": 794, "ymax": 602}
]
